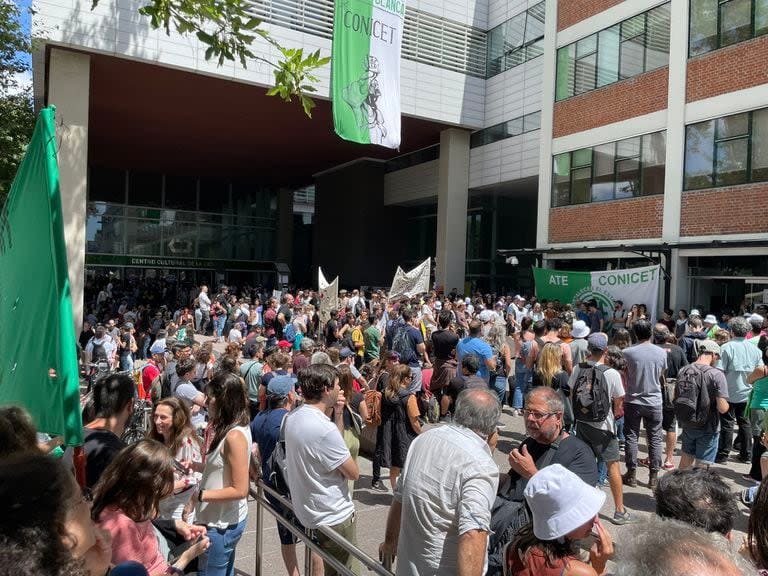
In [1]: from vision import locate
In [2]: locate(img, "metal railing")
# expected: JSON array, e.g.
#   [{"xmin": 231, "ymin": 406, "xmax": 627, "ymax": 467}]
[{"xmin": 249, "ymin": 479, "xmax": 394, "ymax": 576}]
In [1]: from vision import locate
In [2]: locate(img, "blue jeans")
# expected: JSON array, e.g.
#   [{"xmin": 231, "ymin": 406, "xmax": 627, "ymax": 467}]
[
  {"xmin": 119, "ymin": 353, "xmax": 134, "ymax": 373},
  {"xmin": 512, "ymin": 367, "xmax": 531, "ymax": 409},
  {"xmin": 198, "ymin": 519, "xmax": 247, "ymax": 576},
  {"xmin": 213, "ymin": 316, "xmax": 226, "ymax": 339},
  {"xmin": 615, "ymin": 416, "xmax": 625, "ymax": 442},
  {"xmin": 492, "ymin": 376, "xmax": 507, "ymax": 405},
  {"xmin": 597, "ymin": 458, "xmax": 608, "ymax": 484}
]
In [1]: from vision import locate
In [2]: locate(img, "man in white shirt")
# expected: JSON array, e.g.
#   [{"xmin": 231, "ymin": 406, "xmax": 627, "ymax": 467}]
[
  {"xmin": 197, "ymin": 285, "xmax": 211, "ymax": 335},
  {"xmin": 379, "ymin": 388, "xmax": 500, "ymax": 576},
  {"xmin": 285, "ymin": 364, "xmax": 360, "ymax": 574},
  {"xmin": 506, "ymin": 295, "xmax": 527, "ymax": 325}
]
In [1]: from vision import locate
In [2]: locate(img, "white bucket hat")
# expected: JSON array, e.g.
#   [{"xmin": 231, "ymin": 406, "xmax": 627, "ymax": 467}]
[
  {"xmin": 703, "ymin": 314, "xmax": 718, "ymax": 325},
  {"xmin": 571, "ymin": 320, "xmax": 590, "ymax": 339},
  {"xmin": 524, "ymin": 464, "xmax": 606, "ymax": 541}
]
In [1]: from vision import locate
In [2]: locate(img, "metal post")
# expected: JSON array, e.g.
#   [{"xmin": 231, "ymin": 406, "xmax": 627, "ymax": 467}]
[
  {"xmin": 254, "ymin": 482, "xmax": 264, "ymax": 576},
  {"xmin": 304, "ymin": 529, "xmax": 313, "ymax": 575}
]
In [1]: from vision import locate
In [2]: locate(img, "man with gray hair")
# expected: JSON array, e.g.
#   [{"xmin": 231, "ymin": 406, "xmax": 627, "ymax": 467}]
[
  {"xmin": 716, "ymin": 316, "xmax": 763, "ymax": 464},
  {"xmin": 379, "ymin": 388, "xmax": 500, "ymax": 575},
  {"xmin": 614, "ymin": 516, "xmax": 750, "ymax": 576}
]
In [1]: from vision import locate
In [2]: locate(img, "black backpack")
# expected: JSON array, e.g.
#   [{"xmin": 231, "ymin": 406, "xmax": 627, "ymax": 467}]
[
  {"xmin": 91, "ymin": 339, "xmax": 108, "ymax": 362},
  {"xmin": 674, "ymin": 364, "xmax": 712, "ymax": 428},
  {"xmin": 391, "ymin": 323, "xmax": 413, "ymax": 360},
  {"xmin": 268, "ymin": 415, "xmax": 291, "ymax": 497},
  {"xmin": 572, "ymin": 363, "xmax": 612, "ymax": 423}
]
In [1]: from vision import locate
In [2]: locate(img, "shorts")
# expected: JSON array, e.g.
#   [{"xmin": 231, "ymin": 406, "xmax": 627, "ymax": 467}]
[
  {"xmin": 267, "ymin": 493, "xmax": 303, "ymax": 546},
  {"xmin": 662, "ymin": 409, "xmax": 677, "ymax": 433},
  {"xmin": 576, "ymin": 424, "xmax": 620, "ymax": 463},
  {"xmin": 681, "ymin": 428, "xmax": 719, "ymax": 464}
]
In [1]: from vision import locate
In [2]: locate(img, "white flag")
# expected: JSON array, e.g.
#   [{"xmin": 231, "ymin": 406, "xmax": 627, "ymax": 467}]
[
  {"xmin": 318, "ymin": 267, "xmax": 339, "ymax": 323},
  {"xmin": 388, "ymin": 258, "xmax": 431, "ymax": 302}
]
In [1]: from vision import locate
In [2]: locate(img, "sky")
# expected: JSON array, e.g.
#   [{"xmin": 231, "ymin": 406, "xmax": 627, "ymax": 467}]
[{"xmin": 12, "ymin": 0, "xmax": 33, "ymax": 91}]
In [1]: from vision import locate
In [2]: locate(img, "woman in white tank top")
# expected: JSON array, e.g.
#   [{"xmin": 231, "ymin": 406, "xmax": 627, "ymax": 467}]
[{"xmin": 194, "ymin": 372, "xmax": 252, "ymax": 576}]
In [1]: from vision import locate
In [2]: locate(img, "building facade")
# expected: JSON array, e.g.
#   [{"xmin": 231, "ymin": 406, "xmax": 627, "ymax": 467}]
[{"xmin": 31, "ymin": 0, "xmax": 768, "ymax": 319}]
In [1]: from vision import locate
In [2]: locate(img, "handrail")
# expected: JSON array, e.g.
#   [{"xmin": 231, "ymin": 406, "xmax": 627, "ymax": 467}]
[{"xmin": 249, "ymin": 478, "xmax": 395, "ymax": 576}]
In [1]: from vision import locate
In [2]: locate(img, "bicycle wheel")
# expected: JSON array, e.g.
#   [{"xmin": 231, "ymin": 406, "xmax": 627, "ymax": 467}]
[{"xmin": 121, "ymin": 427, "xmax": 146, "ymax": 445}]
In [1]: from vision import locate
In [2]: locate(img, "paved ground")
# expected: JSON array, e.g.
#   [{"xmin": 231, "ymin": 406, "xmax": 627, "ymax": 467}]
[{"xmin": 233, "ymin": 402, "xmax": 756, "ymax": 575}]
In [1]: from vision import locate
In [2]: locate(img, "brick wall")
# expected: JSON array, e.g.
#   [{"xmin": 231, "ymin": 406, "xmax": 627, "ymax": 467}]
[
  {"xmin": 557, "ymin": 0, "xmax": 624, "ymax": 31},
  {"xmin": 680, "ymin": 183, "xmax": 768, "ymax": 236},
  {"xmin": 687, "ymin": 35, "xmax": 768, "ymax": 102},
  {"xmin": 549, "ymin": 196, "xmax": 663, "ymax": 243},
  {"xmin": 553, "ymin": 67, "xmax": 669, "ymax": 138}
]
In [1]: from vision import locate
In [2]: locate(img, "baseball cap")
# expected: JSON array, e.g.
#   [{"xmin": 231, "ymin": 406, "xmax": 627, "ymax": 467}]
[
  {"xmin": 696, "ymin": 339, "xmax": 721, "ymax": 356},
  {"xmin": 123, "ymin": 322, "xmax": 134, "ymax": 330},
  {"xmin": 339, "ymin": 347, "xmax": 355, "ymax": 359},
  {"xmin": 277, "ymin": 340, "xmax": 292, "ymax": 348},
  {"xmin": 587, "ymin": 332, "xmax": 608, "ymax": 352},
  {"xmin": 267, "ymin": 375, "xmax": 295, "ymax": 397}
]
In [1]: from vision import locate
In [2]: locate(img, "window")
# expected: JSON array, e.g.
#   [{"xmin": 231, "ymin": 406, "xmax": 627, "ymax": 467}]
[
  {"xmin": 684, "ymin": 108, "xmax": 768, "ymax": 190},
  {"xmin": 689, "ymin": 0, "xmax": 768, "ymax": 56},
  {"xmin": 556, "ymin": 3, "xmax": 670, "ymax": 100},
  {"xmin": 470, "ymin": 111, "xmax": 543, "ymax": 148},
  {"xmin": 486, "ymin": 2, "xmax": 546, "ymax": 77},
  {"xmin": 551, "ymin": 131, "xmax": 666, "ymax": 206}
]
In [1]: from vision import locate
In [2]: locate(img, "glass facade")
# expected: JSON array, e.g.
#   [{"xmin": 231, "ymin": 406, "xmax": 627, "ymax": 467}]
[
  {"xmin": 689, "ymin": 0, "xmax": 768, "ymax": 56},
  {"xmin": 556, "ymin": 3, "xmax": 670, "ymax": 101},
  {"xmin": 87, "ymin": 167, "xmax": 278, "ymax": 263},
  {"xmin": 486, "ymin": 2, "xmax": 546, "ymax": 77},
  {"xmin": 684, "ymin": 107, "xmax": 768, "ymax": 189},
  {"xmin": 470, "ymin": 111, "xmax": 541, "ymax": 148},
  {"xmin": 553, "ymin": 131, "xmax": 667, "ymax": 207}
]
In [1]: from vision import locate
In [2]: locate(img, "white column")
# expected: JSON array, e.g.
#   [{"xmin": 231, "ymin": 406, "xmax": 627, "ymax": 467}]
[
  {"xmin": 48, "ymin": 48, "xmax": 90, "ymax": 331},
  {"xmin": 435, "ymin": 128, "xmax": 470, "ymax": 294},
  {"xmin": 662, "ymin": 0, "xmax": 689, "ymax": 242},
  {"xmin": 536, "ymin": 0, "xmax": 559, "ymax": 250}
]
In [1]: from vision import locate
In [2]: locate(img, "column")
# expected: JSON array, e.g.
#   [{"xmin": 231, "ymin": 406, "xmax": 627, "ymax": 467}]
[
  {"xmin": 277, "ymin": 188, "xmax": 294, "ymax": 269},
  {"xmin": 48, "ymin": 48, "xmax": 90, "ymax": 332},
  {"xmin": 662, "ymin": 0, "xmax": 689, "ymax": 241},
  {"xmin": 435, "ymin": 128, "xmax": 470, "ymax": 294}
]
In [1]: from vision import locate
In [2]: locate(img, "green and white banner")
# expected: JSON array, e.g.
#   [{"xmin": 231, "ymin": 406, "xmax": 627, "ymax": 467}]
[
  {"xmin": 533, "ymin": 265, "xmax": 661, "ymax": 323},
  {"xmin": 332, "ymin": 0, "xmax": 406, "ymax": 149}
]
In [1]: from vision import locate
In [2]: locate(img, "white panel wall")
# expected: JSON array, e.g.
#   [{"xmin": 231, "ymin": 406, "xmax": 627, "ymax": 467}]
[
  {"xmin": 488, "ymin": 0, "xmax": 545, "ymax": 29},
  {"xmin": 383, "ymin": 160, "xmax": 438, "ymax": 205},
  {"xmin": 409, "ymin": 0, "xmax": 489, "ymax": 29},
  {"xmin": 33, "ymin": 0, "xmax": 485, "ymax": 128},
  {"xmin": 469, "ymin": 129, "xmax": 540, "ymax": 187},
  {"xmin": 484, "ymin": 57, "xmax": 543, "ymax": 127}
]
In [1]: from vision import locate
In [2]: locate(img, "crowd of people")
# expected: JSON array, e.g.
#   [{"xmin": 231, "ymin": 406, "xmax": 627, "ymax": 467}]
[{"xmin": 3, "ymin": 278, "xmax": 768, "ymax": 576}]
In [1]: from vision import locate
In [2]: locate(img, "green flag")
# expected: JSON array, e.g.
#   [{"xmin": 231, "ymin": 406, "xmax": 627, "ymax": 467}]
[
  {"xmin": 0, "ymin": 107, "xmax": 83, "ymax": 446},
  {"xmin": 332, "ymin": 0, "xmax": 406, "ymax": 149}
]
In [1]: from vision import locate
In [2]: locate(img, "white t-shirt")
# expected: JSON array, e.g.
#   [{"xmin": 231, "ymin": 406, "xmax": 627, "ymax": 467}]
[
  {"xmin": 284, "ymin": 405, "xmax": 354, "ymax": 528},
  {"xmin": 174, "ymin": 382, "xmax": 206, "ymax": 427},
  {"xmin": 568, "ymin": 362, "xmax": 625, "ymax": 434},
  {"xmin": 227, "ymin": 328, "xmax": 243, "ymax": 343}
]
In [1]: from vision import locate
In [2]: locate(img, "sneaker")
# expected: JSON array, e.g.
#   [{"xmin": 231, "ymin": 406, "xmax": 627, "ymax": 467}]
[
  {"xmin": 741, "ymin": 489, "xmax": 754, "ymax": 508},
  {"xmin": 742, "ymin": 474, "xmax": 760, "ymax": 483},
  {"xmin": 371, "ymin": 481, "xmax": 388, "ymax": 492},
  {"xmin": 638, "ymin": 458, "xmax": 651, "ymax": 468},
  {"xmin": 611, "ymin": 510, "xmax": 633, "ymax": 525},
  {"xmin": 496, "ymin": 421, "xmax": 506, "ymax": 429},
  {"xmin": 715, "ymin": 455, "xmax": 729, "ymax": 464},
  {"xmin": 662, "ymin": 462, "xmax": 675, "ymax": 471},
  {"xmin": 597, "ymin": 478, "xmax": 610, "ymax": 487}
]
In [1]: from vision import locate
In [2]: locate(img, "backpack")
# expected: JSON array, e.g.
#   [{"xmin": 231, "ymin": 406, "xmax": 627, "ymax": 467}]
[
  {"xmin": 487, "ymin": 434, "xmax": 564, "ymax": 576},
  {"xmin": 364, "ymin": 389, "xmax": 382, "ymax": 426},
  {"xmin": 674, "ymin": 364, "xmax": 713, "ymax": 428},
  {"xmin": 283, "ymin": 322, "xmax": 297, "ymax": 343},
  {"xmin": 391, "ymin": 324, "xmax": 413, "ymax": 360},
  {"xmin": 268, "ymin": 415, "xmax": 291, "ymax": 497},
  {"xmin": 91, "ymin": 339, "xmax": 108, "ymax": 362},
  {"xmin": 416, "ymin": 389, "xmax": 440, "ymax": 423},
  {"xmin": 572, "ymin": 363, "xmax": 612, "ymax": 423}
]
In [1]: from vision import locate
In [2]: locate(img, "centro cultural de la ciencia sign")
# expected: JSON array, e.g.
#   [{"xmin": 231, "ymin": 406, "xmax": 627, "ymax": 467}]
[{"xmin": 85, "ymin": 254, "xmax": 277, "ymax": 272}]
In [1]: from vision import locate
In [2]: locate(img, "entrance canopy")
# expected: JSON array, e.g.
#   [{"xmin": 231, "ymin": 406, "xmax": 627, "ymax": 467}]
[{"xmin": 87, "ymin": 54, "xmax": 449, "ymax": 185}]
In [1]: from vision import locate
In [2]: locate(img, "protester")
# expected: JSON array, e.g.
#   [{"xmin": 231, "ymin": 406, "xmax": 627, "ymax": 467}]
[
  {"xmin": 173, "ymin": 358, "xmax": 208, "ymax": 428},
  {"xmin": 654, "ymin": 468, "xmax": 736, "ymax": 537},
  {"xmin": 379, "ymin": 388, "xmax": 500, "ymax": 576},
  {"xmin": 92, "ymin": 440, "xmax": 209, "ymax": 574},
  {"xmin": 569, "ymin": 319, "xmax": 590, "ymax": 365},
  {"xmin": 505, "ymin": 464, "xmax": 613, "ymax": 576},
  {"xmin": 337, "ymin": 365, "xmax": 369, "ymax": 494},
  {"xmin": 717, "ymin": 316, "xmax": 763, "ymax": 464},
  {"xmin": 571, "ymin": 333, "xmax": 630, "ymax": 524},
  {"xmin": 526, "ymin": 318, "xmax": 573, "ymax": 375},
  {"xmin": 622, "ymin": 320, "xmax": 667, "ymax": 489},
  {"xmin": 457, "ymin": 319, "xmax": 496, "ymax": 383},
  {"xmin": 511, "ymin": 317, "xmax": 535, "ymax": 415},
  {"xmin": 388, "ymin": 308, "xmax": 429, "ymax": 393},
  {"xmin": 430, "ymin": 310, "xmax": 459, "ymax": 409},
  {"xmin": 676, "ymin": 340, "xmax": 730, "ymax": 470},
  {"xmin": 486, "ymin": 324, "xmax": 512, "ymax": 405},
  {"xmin": 615, "ymin": 516, "xmax": 750, "ymax": 576},
  {"xmin": 149, "ymin": 398, "xmax": 203, "ymax": 521},
  {"xmin": 377, "ymin": 363, "xmax": 422, "ymax": 490},
  {"xmin": 284, "ymin": 364, "xmax": 360, "ymax": 575},
  {"xmin": 241, "ymin": 341, "xmax": 265, "ymax": 419},
  {"xmin": 746, "ymin": 476, "xmax": 768, "ymax": 571},
  {"xmin": 195, "ymin": 372, "xmax": 253, "ymax": 576}
]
